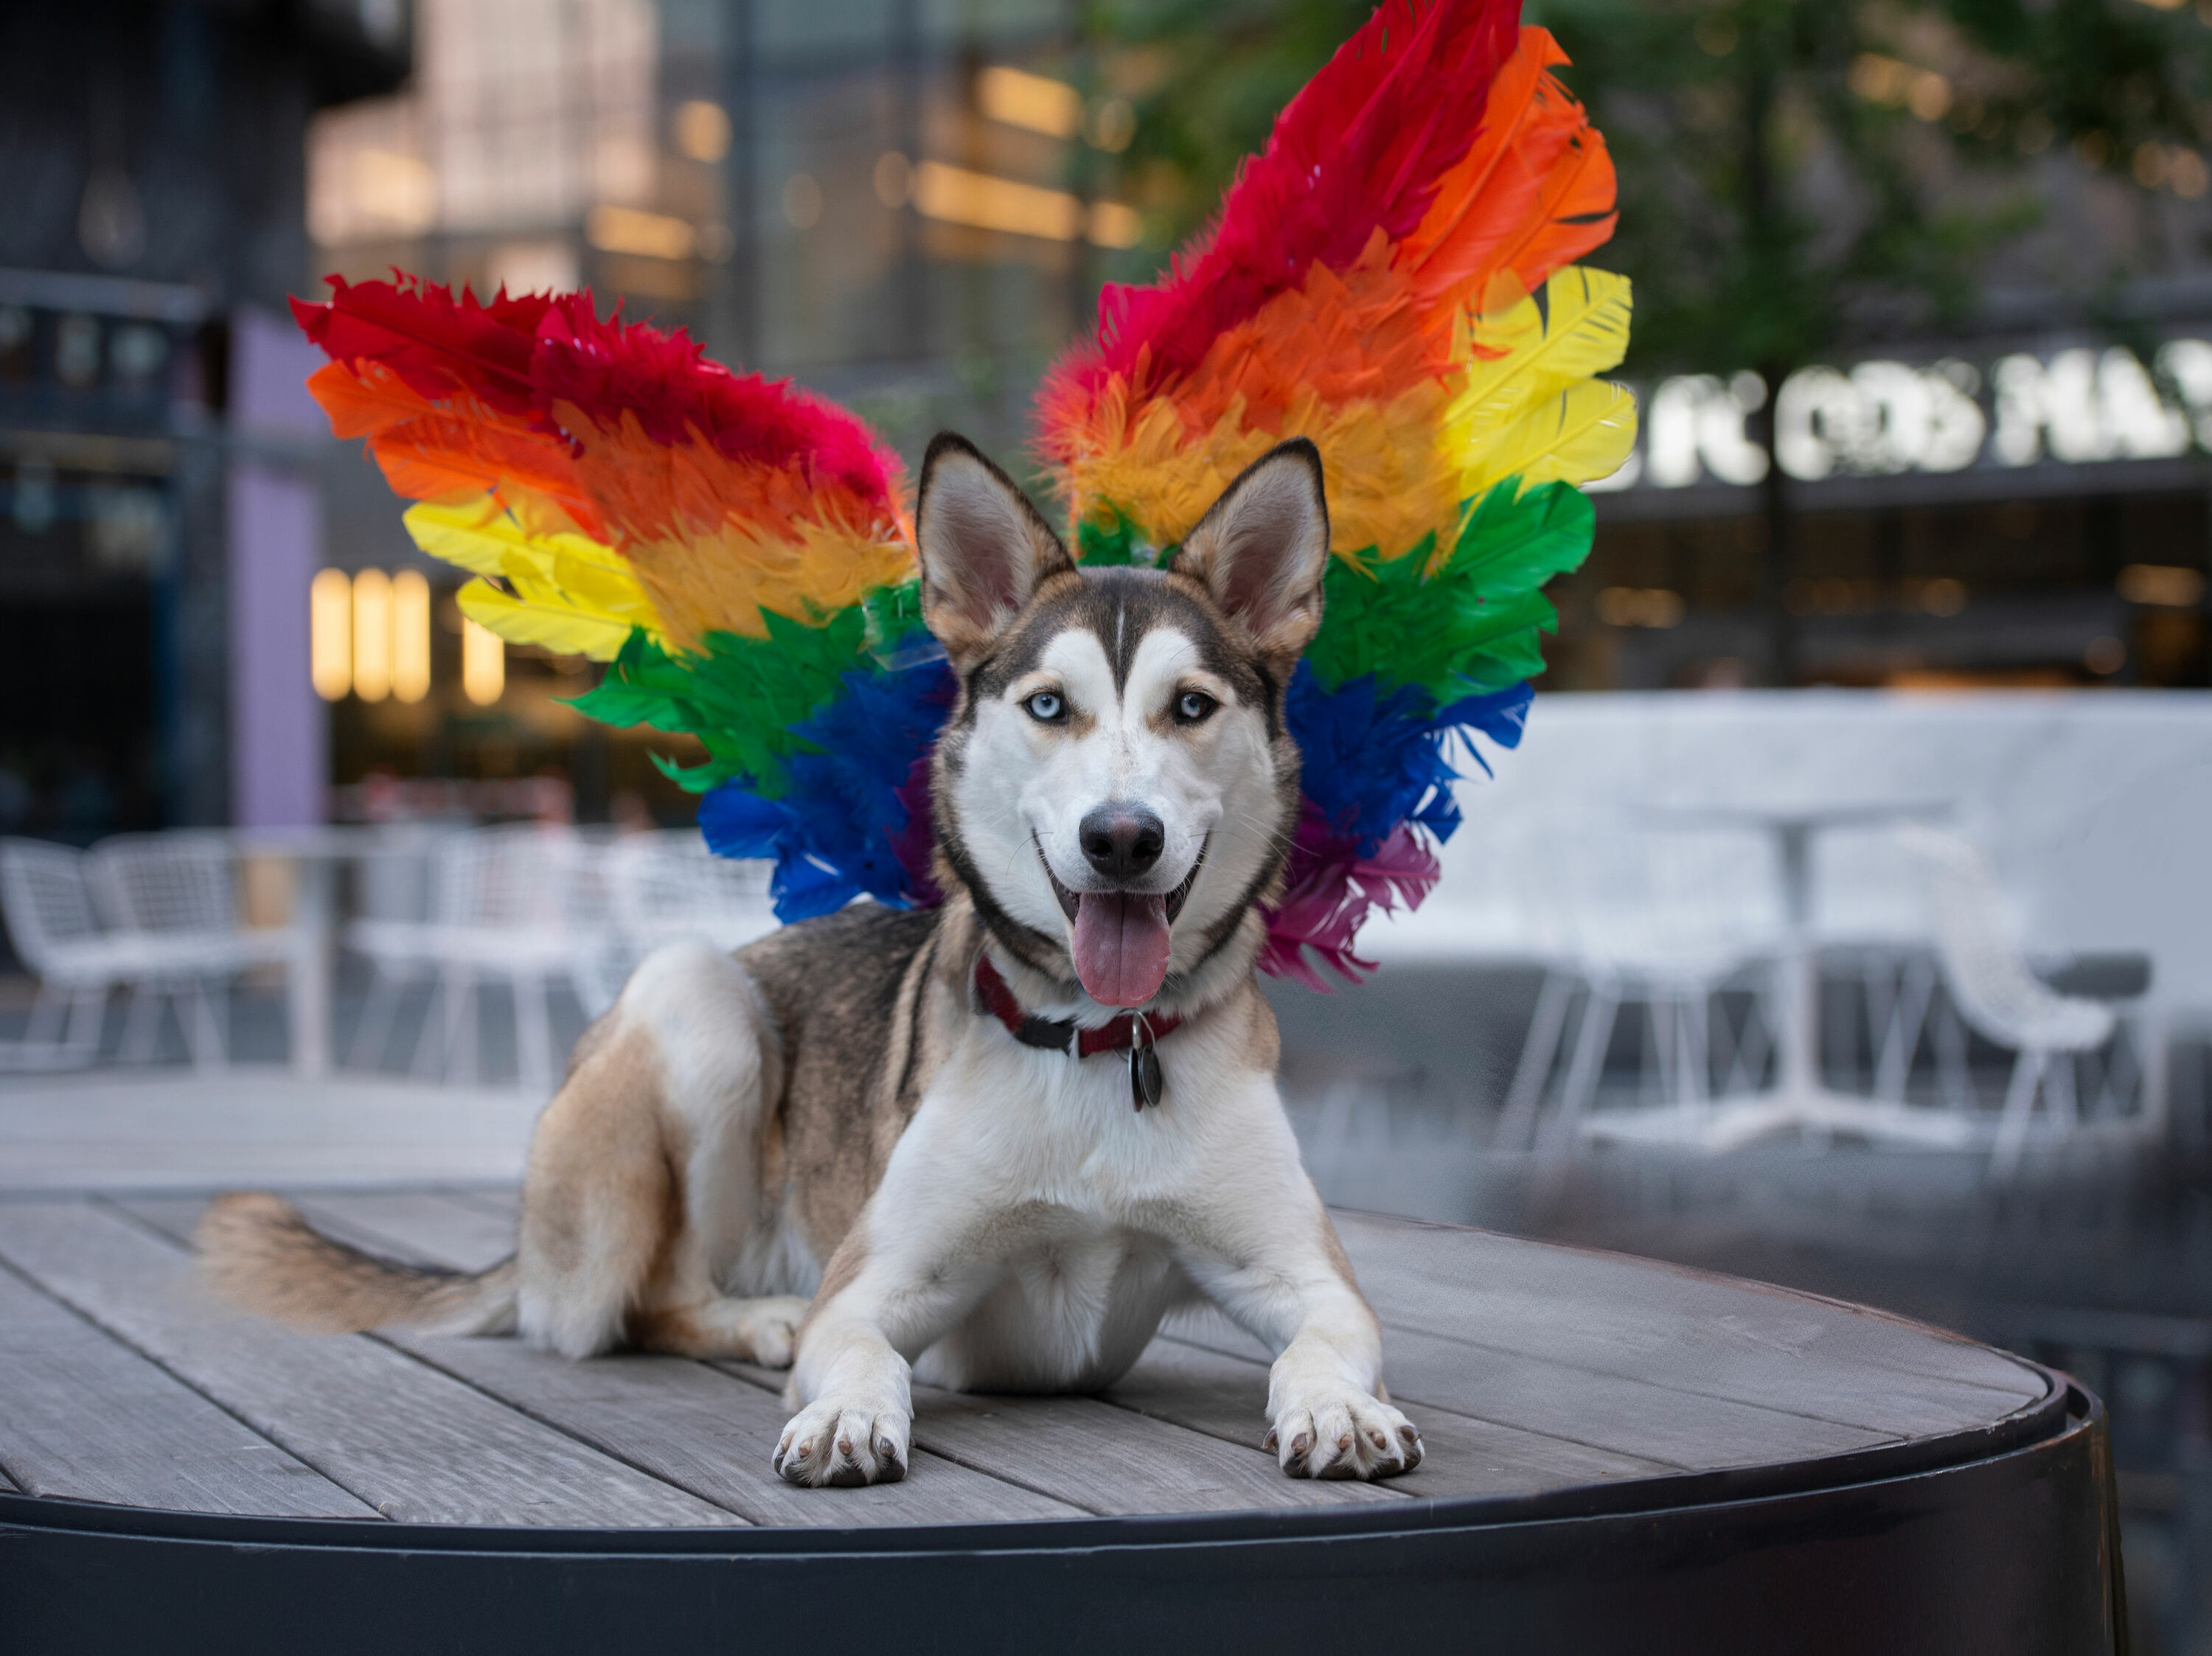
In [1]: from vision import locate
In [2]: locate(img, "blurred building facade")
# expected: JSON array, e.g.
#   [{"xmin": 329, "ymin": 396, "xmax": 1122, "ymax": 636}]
[
  {"xmin": 300, "ymin": 0, "xmax": 1160, "ymax": 825},
  {"xmin": 6, "ymin": 1, "xmax": 2212, "ymax": 838},
  {"xmin": 0, "ymin": 0, "xmax": 407, "ymax": 840},
  {"xmin": 1559, "ymin": 305, "xmax": 2212, "ymax": 692}
]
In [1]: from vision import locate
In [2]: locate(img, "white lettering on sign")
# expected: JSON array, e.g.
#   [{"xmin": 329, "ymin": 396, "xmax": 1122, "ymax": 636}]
[
  {"xmin": 1643, "ymin": 372, "xmax": 1770, "ymax": 487},
  {"xmin": 1615, "ymin": 338, "xmax": 2212, "ymax": 489},
  {"xmin": 1775, "ymin": 360, "xmax": 1984, "ymax": 479}
]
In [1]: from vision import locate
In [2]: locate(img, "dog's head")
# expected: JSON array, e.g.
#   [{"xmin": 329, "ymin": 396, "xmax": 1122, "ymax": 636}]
[{"xmin": 917, "ymin": 432, "xmax": 1329, "ymax": 1010}]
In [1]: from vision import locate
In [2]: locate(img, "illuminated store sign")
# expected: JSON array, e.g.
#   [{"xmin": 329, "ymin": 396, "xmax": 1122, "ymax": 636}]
[{"xmin": 1595, "ymin": 339, "xmax": 2212, "ymax": 492}]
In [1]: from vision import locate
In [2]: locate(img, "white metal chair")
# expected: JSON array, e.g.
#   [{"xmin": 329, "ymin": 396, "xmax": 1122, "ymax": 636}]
[
  {"xmin": 0, "ymin": 839, "xmax": 136, "ymax": 1068},
  {"xmin": 347, "ymin": 826, "xmax": 613, "ymax": 1091},
  {"xmin": 86, "ymin": 832, "xmax": 296, "ymax": 1068},
  {"xmin": 609, "ymin": 832, "xmax": 776, "ymax": 951},
  {"xmin": 1896, "ymin": 824, "xmax": 2154, "ymax": 1177},
  {"xmin": 341, "ymin": 830, "xmax": 445, "ymax": 1074},
  {"xmin": 1498, "ymin": 818, "xmax": 1783, "ymax": 1157}
]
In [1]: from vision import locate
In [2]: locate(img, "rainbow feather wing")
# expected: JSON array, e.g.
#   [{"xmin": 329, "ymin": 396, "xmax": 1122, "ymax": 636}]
[
  {"xmin": 296, "ymin": 275, "xmax": 949, "ymax": 918},
  {"xmin": 1038, "ymin": 1, "xmax": 1634, "ymax": 987}
]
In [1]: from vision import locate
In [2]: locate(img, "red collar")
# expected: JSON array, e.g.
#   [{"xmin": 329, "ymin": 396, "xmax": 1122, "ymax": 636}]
[{"xmin": 973, "ymin": 954, "xmax": 1183, "ymax": 1058}]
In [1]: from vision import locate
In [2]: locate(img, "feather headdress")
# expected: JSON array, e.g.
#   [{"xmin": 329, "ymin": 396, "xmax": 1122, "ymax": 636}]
[
  {"xmin": 294, "ymin": 0, "xmax": 1631, "ymax": 981},
  {"xmin": 1039, "ymin": 0, "xmax": 1632, "ymax": 984}
]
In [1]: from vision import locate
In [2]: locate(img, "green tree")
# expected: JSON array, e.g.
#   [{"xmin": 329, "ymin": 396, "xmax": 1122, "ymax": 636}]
[{"xmin": 1097, "ymin": 0, "xmax": 2212, "ymax": 679}]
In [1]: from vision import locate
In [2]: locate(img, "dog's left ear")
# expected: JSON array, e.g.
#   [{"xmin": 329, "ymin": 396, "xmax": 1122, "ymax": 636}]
[
  {"xmin": 915, "ymin": 433, "xmax": 1075, "ymax": 665},
  {"xmin": 1177, "ymin": 439, "xmax": 1331, "ymax": 662}
]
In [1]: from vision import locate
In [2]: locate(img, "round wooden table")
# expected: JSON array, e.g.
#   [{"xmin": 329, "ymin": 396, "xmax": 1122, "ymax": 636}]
[{"xmin": 0, "ymin": 1189, "xmax": 2121, "ymax": 1654}]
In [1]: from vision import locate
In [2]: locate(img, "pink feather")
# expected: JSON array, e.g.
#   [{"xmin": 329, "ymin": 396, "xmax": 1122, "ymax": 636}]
[{"xmin": 1259, "ymin": 801, "xmax": 1442, "ymax": 990}]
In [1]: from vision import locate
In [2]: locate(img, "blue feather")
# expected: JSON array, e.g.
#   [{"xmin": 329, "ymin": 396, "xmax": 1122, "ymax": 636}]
[
  {"xmin": 700, "ymin": 656, "xmax": 955, "ymax": 921},
  {"xmin": 1286, "ymin": 664, "xmax": 1532, "ymax": 856}
]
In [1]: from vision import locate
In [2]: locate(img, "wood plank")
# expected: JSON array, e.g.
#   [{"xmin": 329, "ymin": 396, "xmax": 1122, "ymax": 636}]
[
  {"xmin": 1337, "ymin": 1211, "xmax": 2048, "ymax": 1400},
  {"xmin": 1104, "ymin": 1339, "xmax": 1676, "ymax": 1500},
  {"xmin": 0, "ymin": 1258, "xmax": 374, "ymax": 1517},
  {"xmin": 300, "ymin": 1191, "xmax": 515, "ymax": 1272},
  {"xmin": 1331, "ymin": 1214, "xmax": 2047, "ymax": 1436},
  {"xmin": 446, "ymin": 1186, "xmax": 521, "ymax": 1223},
  {"xmin": 717, "ymin": 1357, "xmax": 1405, "ymax": 1518},
  {"xmin": 279, "ymin": 1190, "xmax": 1401, "ymax": 1520},
  {"xmin": 1163, "ymin": 1303, "xmax": 1891, "ymax": 1470},
  {"xmin": 0, "ymin": 1200, "xmax": 740, "ymax": 1528},
  {"xmin": 245, "ymin": 1192, "xmax": 1087, "ymax": 1529},
  {"xmin": 302, "ymin": 1192, "xmax": 1657, "ymax": 1511}
]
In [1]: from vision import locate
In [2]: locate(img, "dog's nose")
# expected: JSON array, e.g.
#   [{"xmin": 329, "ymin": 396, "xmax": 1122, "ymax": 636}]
[{"xmin": 1079, "ymin": 804, "xmax": 1165, "ymax": 882}]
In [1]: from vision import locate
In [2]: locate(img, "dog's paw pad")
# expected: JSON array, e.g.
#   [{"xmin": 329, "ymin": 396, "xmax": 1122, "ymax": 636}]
[
  {"xmin": 773, "ymin": 1398, "xmax": 911, "ymax": 1488},
  {"xmin": 1269, "ymin": 1394, "xmax": 1422, "ymax": 1481}
]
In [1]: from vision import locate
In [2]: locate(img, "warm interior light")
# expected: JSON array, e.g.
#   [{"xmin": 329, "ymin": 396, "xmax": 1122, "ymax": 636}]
[
  {"xmin": 1087, "ymin": 201, "xmax": 1143, "ymax": 248},
  {"xmin": 351, "ymin": 568, "xmax": 392, "ymax": 703},
  {"xmin": 310, "ymin": 568, "xmax": 352, "ymax": 701},
  {"xmin": 2118, "ymin": 563, "xmax": 2208, "ymax": 608},
  {"xmin": 586, "ymin": 203, "xmax": 696, "ymax": 260},
  {"xmin": 976, "ymin": 66, "xmax": 1082, "ymax": 139},
  {"xmin": 912, "ymin": 161, "xmax": 1138, "ymax": 247},
  {"xmin": 462, "ymin": 617, "xmax": 505, "ymax": 706},
  {"xmin": 392, "ymin": 569, "xmax": 431, "ymax": 703},
  {"xmin": 672, "ymin": 100, "xmax": 731, "ymax": 162}
]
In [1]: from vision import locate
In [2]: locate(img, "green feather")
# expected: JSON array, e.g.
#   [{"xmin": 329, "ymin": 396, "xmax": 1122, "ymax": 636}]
[
  {"xmin": 569, "ymin": 608, "xmax": 874, "ymax": 796},
  {"xmin": 1077, "ymin": 508, "xmax": 1150, "ymax": 566},
  {"xmin": 1306, "ymin": 478, "xmax": 1593, "ymax": 701}
]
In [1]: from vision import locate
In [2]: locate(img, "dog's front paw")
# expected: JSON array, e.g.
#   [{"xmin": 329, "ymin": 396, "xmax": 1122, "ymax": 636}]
[
  {"xmin": 773, "ymin": 1396, "xmax": 911, "ymax": 1487},
  {"xmin": 734, "ymin": 1295, "xmax": 810, "ymax": 1368},
  {"xmin": 1264, "ymin": 1391, "xmax": 1422, "ymax": 1481}
]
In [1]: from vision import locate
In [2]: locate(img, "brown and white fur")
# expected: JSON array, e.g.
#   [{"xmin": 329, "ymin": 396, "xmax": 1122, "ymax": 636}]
[{"xmin": 199, "ymin": 434, "xmax": 1422, "ymax": 1486}]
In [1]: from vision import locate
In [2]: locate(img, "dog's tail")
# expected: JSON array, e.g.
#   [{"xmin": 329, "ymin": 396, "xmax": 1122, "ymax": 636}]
[{"xmin": 196, "ymin": 1192, "xmax": 518, "ymax": 1337}]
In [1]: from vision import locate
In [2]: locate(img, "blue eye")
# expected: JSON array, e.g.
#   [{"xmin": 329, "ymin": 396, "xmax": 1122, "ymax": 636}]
[
  {"xmin": 1175, "ymin": 690, "xmax": 1217, "ymax": 724},
  {"xmin": 1024, "ymin": 690, "xmax": 1065, "ymax": 723}
]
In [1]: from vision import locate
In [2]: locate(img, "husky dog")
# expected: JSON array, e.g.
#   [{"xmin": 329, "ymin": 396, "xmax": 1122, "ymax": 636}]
[{"xmin": 201, "ymin": 433, "xmax": 1423, "ymax": 1486}]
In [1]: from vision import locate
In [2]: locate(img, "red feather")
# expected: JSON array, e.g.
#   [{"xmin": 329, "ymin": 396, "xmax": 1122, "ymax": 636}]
[
  {"xmin": 1071, "ymin": 0, "xmax": 1519, "ymax": 400},
  {"xmin": 291, "ymin": 275, "xmax": 566, "ymax": 419},
  {"xmin": 293, "ymin": 274, "xmax": 902, "ymax": 511}
]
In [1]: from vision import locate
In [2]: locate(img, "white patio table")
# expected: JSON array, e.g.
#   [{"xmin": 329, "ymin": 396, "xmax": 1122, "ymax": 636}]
[
  {"xmin": 231, "ymin": 827, "xmax": 385, "ymax": 1078},
  {"xmin": 1585, "ymin": 797, "xmax": 1957, "ymax": 1152}
]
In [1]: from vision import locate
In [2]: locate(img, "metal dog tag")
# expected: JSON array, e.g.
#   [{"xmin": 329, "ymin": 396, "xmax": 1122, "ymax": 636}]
[{"xmin": 1130, "ymin": 1042, "xmax": 1162, "ymax": 1111}]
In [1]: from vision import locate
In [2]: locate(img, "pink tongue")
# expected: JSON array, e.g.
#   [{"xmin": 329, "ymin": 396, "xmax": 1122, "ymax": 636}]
[{"xmin": 1070, "ymin": 891, "xmax": 1172, "ymax": 1007}]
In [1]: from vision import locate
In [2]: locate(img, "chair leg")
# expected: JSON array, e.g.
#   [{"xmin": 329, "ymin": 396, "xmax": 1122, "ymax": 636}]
[
  {"xmin": 407, "ymin": 972, "xmax": 445, "ymax": 1079},
  {"xmin": 1991, "ymin": 1048, "xmax": 2047, "ymax": 1180},
  {"xmin": 1728, "ymin": 984, "xmax": 1775, "ymax": 1096},
  {"xmin": 443, "ymin": 968, "xmax": 479, "ymax": 1084},
  {"xmin": 1935, "ymin": 997, "xmax": 1974, "ymax": 1110},
  {"xmin": 2048, "ymin": 1049, "xmax": 2079, "ymax": 1133},
  {"xmin": 119, "ymin": 982, "xmax": 164, "ymax": 1063},
  {"xmin": 23, "ymin": 982, "xmax": 65, "ymax": 1048},
  {"xmin": 1876, "ymin": 956, "xmax": 1935, "ymax": 1104},
  {"xmin": 1496, "ymin": 970, "xmax": 1573, "ymax": 1151},
  {"xmin": 2135, "ymin": 1009, "xmax": 2171, "ymax": 1144},
  {"xmin": 1635, "ymin": 996, "xmax": 1662, "ymax": 1106},
  {"xmin": 348, "ymin": 964, "xmax": 403, "ymax": 1072},
  {"xmin": 514, "ymin": 972, "xmax": 552, "ymax": 1094},
  {"xmin": 64, "ymin": 984, "xmax": 108, "ymax": 1064},
  {"xmin": 186, "ymin": 978, "xmax": 229, "ymax": 1071},
  {"xmin": 1680, "ymin": 990, "xmax": 1711, "ymax": 1106},
  {"xmin": 1540, "ymin": 982, "xmax": 1618, "ymax": 1160}
]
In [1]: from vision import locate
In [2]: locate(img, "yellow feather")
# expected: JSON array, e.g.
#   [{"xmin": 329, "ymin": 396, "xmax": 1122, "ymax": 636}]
[
  {"xmin": 1456, "ymin": 378, "xmax": 1639, "ymax": 498},
  {"xmin": 1453, "ymin": 265, "xmax": 1632, "ymax": 435},
  {"xmin": 456, "ymin": 577, "xmax": 638, "ymax": 659},
  {"xmin": 403, "ymin": 497, "xmax": 661, "ymax": 661},
  {"xmin": 1065, "ymin": 386, "xmax": 1464, "ymax": 563},
  {"xmin": 1059, "ymin": 265, "xmax": 1637, "ymax": 560}
]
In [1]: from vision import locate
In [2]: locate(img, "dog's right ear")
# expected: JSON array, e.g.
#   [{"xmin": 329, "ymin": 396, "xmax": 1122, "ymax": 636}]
[{"xmin": 914, "ymin": 433, "xmax": 1074, "ymax": 665}]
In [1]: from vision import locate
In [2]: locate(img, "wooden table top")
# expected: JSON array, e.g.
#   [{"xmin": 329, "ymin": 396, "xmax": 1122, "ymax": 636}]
[{"xmin": 0, "ymin": 1188, "xmax": 2053, "ymax": 1530}]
